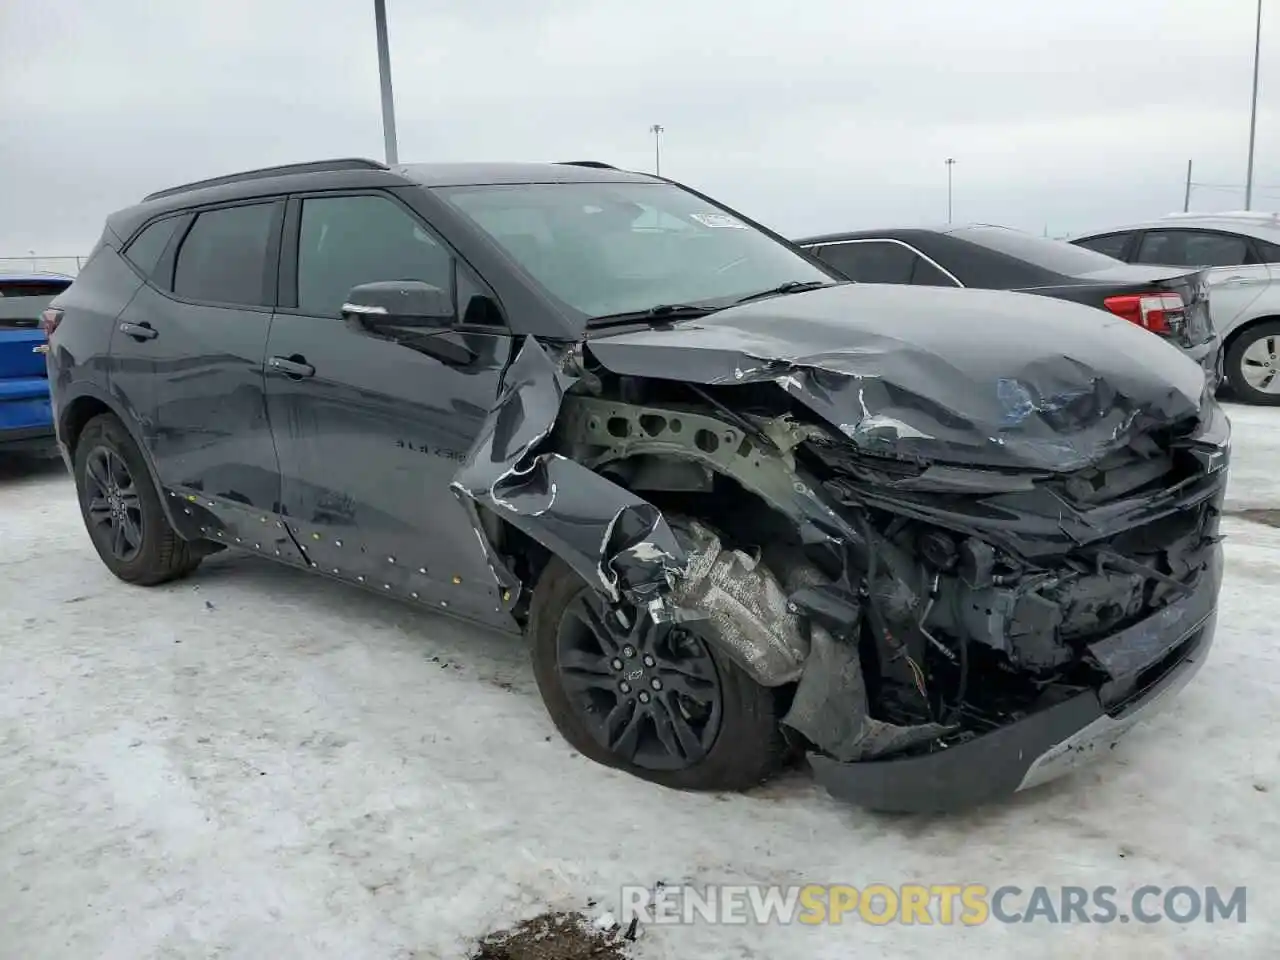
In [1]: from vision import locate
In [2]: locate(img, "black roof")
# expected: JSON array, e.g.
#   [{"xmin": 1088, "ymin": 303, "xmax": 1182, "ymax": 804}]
[
  {"xmin": 401, "ymin": 161, "xmax": 657, "ymax": 187},
  {"xmin": 108, "ymin": 158, "xmax": 656, "ymax": 243},
  {"xmin": 797, "ymin": 225, "xmax": 988, "ymax": 246},
  {"xmin": 140, "ymin": 158, "xmax": 392, "ymax": 202}
]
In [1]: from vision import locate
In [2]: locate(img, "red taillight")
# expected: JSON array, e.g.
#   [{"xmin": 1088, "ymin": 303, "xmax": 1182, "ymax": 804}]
[
  {"xmin": 1102, "ymin": 292, "xmax": 1183, "ymax": 335},
  {"xmin": 40, "ymin": 307, "xmax": 63, "ymax": 338}
]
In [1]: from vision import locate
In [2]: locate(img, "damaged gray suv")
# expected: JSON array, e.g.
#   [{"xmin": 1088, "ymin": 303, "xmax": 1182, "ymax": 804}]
[{"xmin": 46, "ymin": 159, "xmax": 1229, "ymax": 812}]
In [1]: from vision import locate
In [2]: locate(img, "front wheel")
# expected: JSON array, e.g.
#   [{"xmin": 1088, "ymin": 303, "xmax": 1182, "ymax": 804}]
[
  {"xmin": 528, "ymin": 556, "xmax": 789, "ymax": 792},
  {"xmin": 73, "ymin": 413, "xmax": 203, "ymax": 585},
  {"xmin": 1225, "ymin": 320, "xmax": 1280, "ymax": 406}
]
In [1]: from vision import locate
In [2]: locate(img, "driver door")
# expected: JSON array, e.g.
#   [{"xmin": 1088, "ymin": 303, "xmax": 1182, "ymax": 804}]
[{"xmin": 263, "ymin": 190, "xmax": 515, "ymax": 629}]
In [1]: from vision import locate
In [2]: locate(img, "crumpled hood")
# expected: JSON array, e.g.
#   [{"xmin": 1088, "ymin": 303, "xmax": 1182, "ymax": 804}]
[{"xmin": 585, "ymin": 283, "xmax": 1208, "ymax": 472}]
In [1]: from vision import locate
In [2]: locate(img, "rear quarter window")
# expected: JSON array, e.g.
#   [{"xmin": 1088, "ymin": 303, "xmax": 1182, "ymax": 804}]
[{"xmin": 124, "ymin": 217, "xmax": 182, "ymax": 277}]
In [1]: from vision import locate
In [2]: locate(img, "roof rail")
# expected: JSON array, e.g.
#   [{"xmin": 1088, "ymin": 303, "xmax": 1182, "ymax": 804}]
[
  {"xmin": 142, "ymin": 158, "xmax": 390, "ymax": 202},
  {"xmin": 555, "ymin": 160, "xmax": 618, "ymax": 169}
]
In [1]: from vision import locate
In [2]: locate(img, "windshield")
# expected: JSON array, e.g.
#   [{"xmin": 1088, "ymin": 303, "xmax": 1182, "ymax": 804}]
[
  {"xmin": 435, "ymin": 181, "xmax": 834, "ymax": 320},
  {"xmin": 951, "ymin": 225, "xmax": 1127, "ymax": 275}
]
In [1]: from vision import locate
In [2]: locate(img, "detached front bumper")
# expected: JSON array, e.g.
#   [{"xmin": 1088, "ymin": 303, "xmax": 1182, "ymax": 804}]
[{"xmin": 809, "ymin": 543, "xmax": 1222, "ymax": 814}]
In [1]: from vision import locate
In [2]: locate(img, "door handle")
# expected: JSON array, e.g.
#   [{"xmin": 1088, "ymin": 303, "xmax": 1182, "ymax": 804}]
[
  {"xmin": 119, "ymin": 321, "xmax": 158, "ymax": 341},
  {"xmin": 268, "ymin": 355, "xmax": 315, "ymax": 379},
  {"xmin": 1218, "ymin": 275, "xmax": 1251, "ymax": 285}
]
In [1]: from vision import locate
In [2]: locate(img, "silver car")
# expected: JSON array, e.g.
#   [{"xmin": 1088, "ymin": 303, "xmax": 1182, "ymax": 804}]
[{"xmin": 1073, "ymin": 212, "xmax": 1280, "ymax": 405}]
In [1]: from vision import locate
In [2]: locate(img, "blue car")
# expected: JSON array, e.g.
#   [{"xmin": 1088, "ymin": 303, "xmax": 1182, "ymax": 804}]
[{"xmin": 0, "ymin": 273, "xmax": 74, "ymax": 451}]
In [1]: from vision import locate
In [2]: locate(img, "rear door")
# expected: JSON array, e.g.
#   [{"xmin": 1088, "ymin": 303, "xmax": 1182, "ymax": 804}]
[
  {"xmin": 119, "ymin": 199, "xmax": 285, "ymax": 513},
  {"xmin": 264, "ymin": 190, "xmax": 515, "ymax": 627},
  {"xmin": 0, "ymin": 277, "xmax": 70, "ymax": 438},
  {"xmin": 1131, "ymin": 228, "xmax": 1269, "ymax": 335}
]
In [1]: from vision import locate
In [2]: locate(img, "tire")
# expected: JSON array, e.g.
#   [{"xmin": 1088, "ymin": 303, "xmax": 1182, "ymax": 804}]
[
  {"xmin": 1225, "ymin": 320, "xmax": 1280, "ymax": 406},
  {"xmin": 528, "ymin": 554, "xmax": 789, "ymax": 792},
  {"xmin": 73, "ymin": 413, "xmax": 203, "ymax": 585}
]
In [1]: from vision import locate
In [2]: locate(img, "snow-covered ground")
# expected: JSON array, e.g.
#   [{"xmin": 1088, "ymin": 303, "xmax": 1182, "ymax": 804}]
[{"xmin": 1, "ymin": 405, "xmax": 1276, "ymax": 960}]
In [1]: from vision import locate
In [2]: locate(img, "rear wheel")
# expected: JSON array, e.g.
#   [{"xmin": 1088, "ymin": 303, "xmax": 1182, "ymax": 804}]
[
  {"xmin": 73, "ymin": 413, "xmax": 203, "ymax": 584},
  {"xmin": 528, "ymin": 555, "xmax": 788, "ymax": 792},
  {"xmin": 1225, "ymin": 320, "xmax": 1280, "ymax": 406}
]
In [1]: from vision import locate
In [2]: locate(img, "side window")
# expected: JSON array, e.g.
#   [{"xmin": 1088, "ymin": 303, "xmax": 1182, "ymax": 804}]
[
  {"xmin": 124, "ymin": 217, "xmax": 181, "ymax": 277},
  {"xmin": 173, "ymin": 203, "xmax": 277, "ymax": 306},
  {"xmin": 1253, "ymin": 239, "xmax": 1280, "ymax": 263},
  {"xmin": 1075, "ymin": 232, "xmax": 1132, "ymax": 260},
  {"xmin": 1135, "ymin": 230, "xmax": 1249, "ymax": 268},
  {"xmin": 296, "ymin": 194, "xmax": 454, "ymax": 318},
  {"xmin": 815, "ymin": 241, "xmax": 916, "ymax": 283},
  {"xmin": 909, "ymin": 257, "xmax": 959, "ymax": 287}
]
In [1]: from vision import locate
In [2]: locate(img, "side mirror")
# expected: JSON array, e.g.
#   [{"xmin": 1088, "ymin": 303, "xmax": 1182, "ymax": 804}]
[{"xmin": 341, "ymin": 280, "xmax": 454, "ymax": 329}]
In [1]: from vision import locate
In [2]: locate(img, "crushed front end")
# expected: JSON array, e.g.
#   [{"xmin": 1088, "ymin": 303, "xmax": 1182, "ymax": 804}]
[
  {"xmin": 468, "ymin": 284, "xmax": 1231, "ymax": 813},
  {"xmin": 792, "ymin": 398, "xmax": 1229, "ymax": 813}
]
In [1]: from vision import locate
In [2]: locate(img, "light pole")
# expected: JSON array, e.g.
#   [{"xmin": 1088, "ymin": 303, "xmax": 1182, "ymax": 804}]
[
  {"xmin": 374, "ymin": 0, "xmax": 399, "ymax": 165},
  {"xmin": 1245, "ymin": 0, "xmax": 1263, "ymax": 209},
  {"xmin": 650, "ymin": 124, "xmax": 664, "ymax": 176},
  {"xmin": 945, "ymin": 158, "xmax": 956, "ymax": 223}
]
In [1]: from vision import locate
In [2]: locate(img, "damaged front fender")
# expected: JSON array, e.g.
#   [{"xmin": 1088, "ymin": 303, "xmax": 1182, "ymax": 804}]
[
  {"xmin": 450, "ymin": 342, "xmax": 951, "ymax": 766},
  {"xmin": 449, "ymin": 338, "xmax": 842, "ymax": 689},
  {"xmin": 451, "ymin": 338, "xmax": 686, "ymax": 605}
]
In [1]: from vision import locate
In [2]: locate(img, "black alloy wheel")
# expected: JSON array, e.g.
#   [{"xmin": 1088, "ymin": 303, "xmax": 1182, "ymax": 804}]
[
  {"xmin": 528, "ymin": 553, "xmax": 790, "ymax": 792},
  {"xmin": 554, "ymin": 587, "xmax": 724, "ymax": 772},
  {"xmin": 82, "ymin": 446, "xmax": 144, "ymax": 562},
  {"xmin": 73, "ymin": 412, "xmax": 204, "ymax": 585}
]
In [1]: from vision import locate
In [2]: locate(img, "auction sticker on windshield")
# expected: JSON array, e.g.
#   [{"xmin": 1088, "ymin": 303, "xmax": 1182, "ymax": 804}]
[{"xmin": 690, "ymin": 213, "xmax": 747, "ymax": 228}]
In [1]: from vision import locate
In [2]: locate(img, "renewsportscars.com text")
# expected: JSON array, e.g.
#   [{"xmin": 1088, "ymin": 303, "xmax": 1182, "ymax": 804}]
[{"xmin": 619, "ymin": 883, "xmax": 1247, "ymax": 926}]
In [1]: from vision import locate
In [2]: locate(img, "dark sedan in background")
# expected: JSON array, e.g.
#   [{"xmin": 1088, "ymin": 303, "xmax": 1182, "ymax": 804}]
[{"xmin": 796, "ymin": 225, "xmax": 1220, "ymax": 384}]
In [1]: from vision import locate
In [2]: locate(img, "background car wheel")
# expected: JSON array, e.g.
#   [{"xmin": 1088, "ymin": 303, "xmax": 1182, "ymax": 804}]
[
  {"xmin": 528, "ymin": 555, "xmax": 789, "ymax": 792},
  {"xmin": 73, "ymin": 413, "xmax": 203, "ymax": 585},
  {"xmin": 1225, "ymin": 320, "xmax": 1280, "ymax": 406}
]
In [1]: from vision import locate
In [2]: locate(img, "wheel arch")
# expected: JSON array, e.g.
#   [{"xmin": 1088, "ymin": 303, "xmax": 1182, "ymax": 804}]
[
  {"xmin": 57, "ymin": 384, "xmax": 195, "ymax": 539},
  {"xmin": 538, "ymin": 394, "xmax": 842, "ymax": 688},
  {"xmin": 1221, "ymin": 312, "xmax": 1280, "ymax": 355},
  {"xmin": 555, "ymin": 393, "xmax": 835, "ymax": 552}
]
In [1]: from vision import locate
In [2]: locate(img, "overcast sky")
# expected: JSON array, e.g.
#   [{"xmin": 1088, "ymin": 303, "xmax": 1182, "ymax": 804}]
[{"xmin": 2, "ymin": 0, "xmax": 1277, "ymax": 256}]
